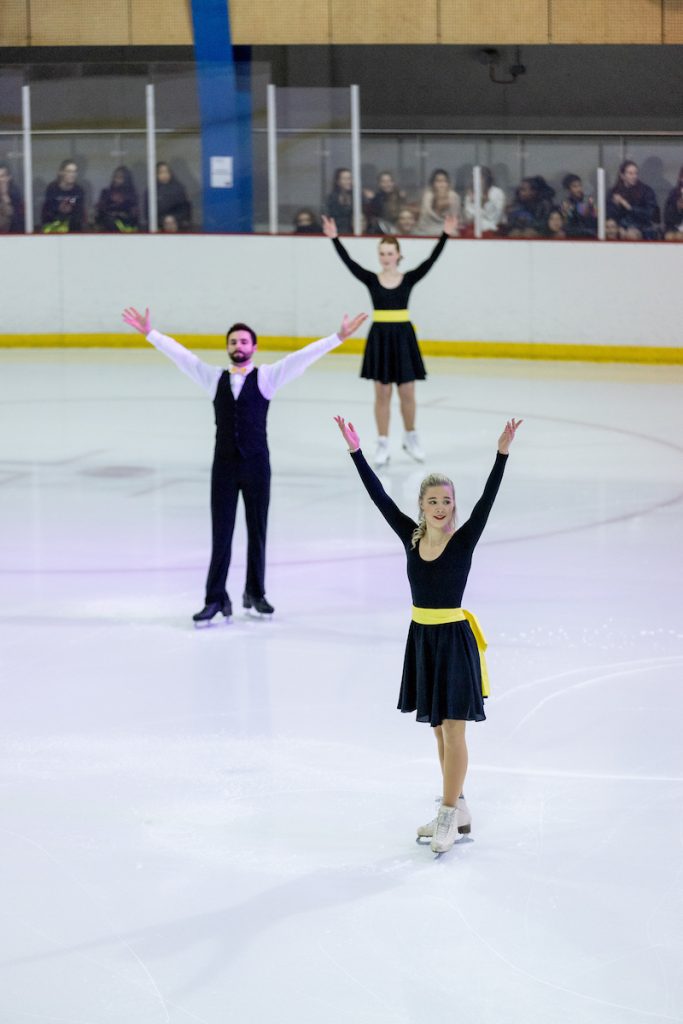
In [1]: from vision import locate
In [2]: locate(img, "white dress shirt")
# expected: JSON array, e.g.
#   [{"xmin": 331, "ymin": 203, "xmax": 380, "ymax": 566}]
[{"xmin": 146, "ymin": 329, "xmax": 342, "ymax": 401}]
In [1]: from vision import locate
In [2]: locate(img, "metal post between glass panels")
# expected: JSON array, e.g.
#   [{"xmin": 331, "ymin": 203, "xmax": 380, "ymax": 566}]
[
  {"xmin": 146, "ymin": 84, "xmax": 158, "ymax": 233},
  {"xmin": 21, "ymin": 85, "xmax": 33, "ymax": 235},
  {"xmin": 473, "ymin": 165, "xmax": 482, "ymax": 239},
  {"xmin": 350, "ymin": 85, "xmax": 362, "ymax": 236},
  {"xmin": 597, "ymin": 166, "xmax": 606, "ymax": 240},
  {"xmin": 267, "ymin": 84, "xmax": 278, "ymax": 235}
]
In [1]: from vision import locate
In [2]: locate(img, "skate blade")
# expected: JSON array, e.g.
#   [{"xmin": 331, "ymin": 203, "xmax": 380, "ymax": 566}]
[
  {"xmin": 193, "ymin": 615, "xmax": 232, "ymax": 628},
  {"xmin": 416, "ymin": 835, "xmax": 432, "ymax": 845},
  {"xmin": 244, "ymin": 608, "xmax": 273, "ymax": 620}
]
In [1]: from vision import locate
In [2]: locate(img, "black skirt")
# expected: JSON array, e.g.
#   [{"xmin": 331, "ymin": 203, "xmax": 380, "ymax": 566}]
[
  {"xmin": 360, "ymin": 322, "xmax": 427, "ymax": 385},
  {"xmin": 398, "ymin": 619, "xmax": 486, "ymax": 726}
]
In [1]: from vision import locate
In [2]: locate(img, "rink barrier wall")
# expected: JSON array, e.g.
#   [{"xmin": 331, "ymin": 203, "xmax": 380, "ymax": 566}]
[
  {"xmin": 0, "ymin": 234, "xmax": 681, "ymax": 359},
  {"xmin": 0, "ymin": 334, "xmax": 681, "ymax": 364}
]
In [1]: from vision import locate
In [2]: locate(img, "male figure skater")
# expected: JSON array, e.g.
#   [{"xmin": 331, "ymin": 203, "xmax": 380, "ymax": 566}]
[{"xmin": 122, "ymin": 307, "xmax": 366, "ymax": 623}]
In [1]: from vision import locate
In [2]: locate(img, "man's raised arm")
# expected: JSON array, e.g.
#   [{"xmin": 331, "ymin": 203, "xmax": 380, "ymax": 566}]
[
  {"xmin": 258, "ymin": 312, "xmax": 367, "ymax": 399},
  {"xmin": 122, "ymin": 306, "xmax": 222, "ymax": 398}
]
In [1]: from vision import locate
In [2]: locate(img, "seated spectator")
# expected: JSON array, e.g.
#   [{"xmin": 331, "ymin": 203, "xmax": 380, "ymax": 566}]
[
  {"xmin": 416, "ymin": 168, "xmax": 461, "ymax": 235},
  {"xmin": 325, "ymin": 167, "xmax": 355, "ymax": 234},
  {"xmin": 0, "ymin": 162, "xmax": 24, "ymax": 233},
  {"xmin": 292, "ymin": 208, "xmax": 322, "ymax": 234},
  {"xmin": 396, "ymin": 207, "xmax": 417, "ymax": 235},
  {"xmin": 561, "ymin": 174, "xmax": 597, "ymax": 238},
  {"xmin": 506, "ymin": 176, "xmax": 555, "ymax": 238},
  {"xmin": 545, "ymin": 208, "xmax": 567, "ymax": 239},
  {"xmin": 604, "ymin": 217, "xmax": 621, "ymax": 241},
  {"xmin": 147, "ymin": 161, "xmax": 192, "ymax": 231},
  {"xmin": 161, "ymin": 213, "xmax": 180, "ymax": 233},
  {"xmin": 606, "ymin": 160, "xmax": 660, "ymax": 240},
  {"xmin": 365, "ymin": 171, "xmax": 406, "ymax": 233},
  {"xmin": 663, "ymin": 166, "xmax": 683, "ymax": 241},
  {"xmin": 94, "ymin": 166, "xmax": 139, "ymax": 233},
  {"xmin": 462, "ymin": 166, "xmax": 506, "ymax": 236},
  {"xmin": 41, "ymin": 159, "xmax": 86, "ymax": 233}
]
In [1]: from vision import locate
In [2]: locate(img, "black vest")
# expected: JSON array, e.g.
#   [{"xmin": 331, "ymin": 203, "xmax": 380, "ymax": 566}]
[{"xmin": 213, "ymin": 369, "xmax": 270, "ymax": 462}]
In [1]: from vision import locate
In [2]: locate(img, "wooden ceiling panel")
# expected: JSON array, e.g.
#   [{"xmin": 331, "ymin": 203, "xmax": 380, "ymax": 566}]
[
  {"xmin": 440, "ymin": 0, "xmax": 550, "ymax": 43},
  {"xmin": 551, "ymin": 0, "xmax": 662, "ymax": 43},
  {"xmin": 330, "ymin": 0, "xmax": 438, "ymax": 43},
  {"xmin": 230, "ymin": 0, "xmax": 330, "ymax": 44}
]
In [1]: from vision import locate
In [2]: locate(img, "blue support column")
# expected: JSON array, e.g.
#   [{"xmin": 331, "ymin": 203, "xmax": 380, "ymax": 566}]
[{"xmin": 190, "ymin": 0, "xmax": 253, "ymax": 232}]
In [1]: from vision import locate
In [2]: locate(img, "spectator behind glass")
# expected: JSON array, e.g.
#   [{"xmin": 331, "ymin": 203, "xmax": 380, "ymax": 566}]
[
  {"xmin": 293, "ymin": 208, "xmax": 322, "ymax": 234},
  {"xmin": 396, "ymin": 207, "xmax": 417, "ymax": 235},
  {"xmin": 416, "ymin": 168, "xmax": 461, "ymax": 235},
  {"xmin": 0, "ymin": 162, "xmax": 24, "ymax": 233},
  {"xmin": 545, "ymin": 208, "xmax": 567, "ymax": 239},
  {"xmin": 161, "ymin": 213, "xmax": 180, "ymax": 233},
  {"xmin": 663, "ymin": 166, "xmax": 683, "ymax": 241},
  {"xmin": 561, "ymin": 174, "xmax": 597, "ymax": 238},
  {"xmin": 147, "ymin": 162, "xmax": 191, "ymax": 231},
  {"xmin": 506, "ymin": 176, "xmax": 555, "ymax": 238},
  {"xmin": 606, "ymin": 160, "xmax": 660, "ymax": 240},
  {"xmin": 366, "ymin": 171, "xmax": 406, "ymax": 233},
  {"xmin": 94, "ymin": 166, "xmax": 139, "ymax": 233},
  {"xmin": 325, "ymin": 167, "xmax": 354, "ymax": 234},
  {"xmin": 462, "ymin": 166, "xmax": 505, "ymax": 236},
  {"xmin": 604, "ymin": 217, "xmax": 621, "ymax": 240},
  {"xmin": 41, "ymin": 159, "xmax": 86, "ymax": 233}
]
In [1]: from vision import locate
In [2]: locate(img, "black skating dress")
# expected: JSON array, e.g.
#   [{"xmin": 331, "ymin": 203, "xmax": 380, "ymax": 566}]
[
  {"xmin": 349, "ymin": 447, "xmax": 508, "ymax": 726},
  {"xmin": 332, "ymin": 234, "xmax": 448, "ymax": 385}
]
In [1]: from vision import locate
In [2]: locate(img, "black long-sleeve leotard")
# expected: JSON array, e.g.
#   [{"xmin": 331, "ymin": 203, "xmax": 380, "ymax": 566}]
[
  {"xmin": 349, "ymin": 448, "xmax": 508, "ymax": 608},
  {"xmin": 332, "ymin": 233, "xmax": 448, "ymax": 310}
]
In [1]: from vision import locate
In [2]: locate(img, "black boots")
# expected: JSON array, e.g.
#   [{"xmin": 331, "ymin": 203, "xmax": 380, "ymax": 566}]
[
  {"xmin": 242, "ymin": 593, "xmax": 274, "ymax": 615},
  {"xmin": 192, "ymin": 598, "xmax": 232, "ymax": 623}
]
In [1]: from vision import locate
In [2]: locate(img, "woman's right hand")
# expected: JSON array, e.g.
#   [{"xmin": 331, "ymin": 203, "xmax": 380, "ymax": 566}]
[
  {"xmin": 443, "ymin": 212, "xmax": 459, "ymax": 237},
  {"xmin": 334, "ymin": 415, "xmax": 360, "ymax": 452},
  {"xmin": 321, "ymin": 214, "xmax": 338, "ymax": 239}
]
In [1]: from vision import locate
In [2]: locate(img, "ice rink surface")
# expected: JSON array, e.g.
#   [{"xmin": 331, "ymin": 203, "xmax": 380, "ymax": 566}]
[{"xmin": 1, "ymin": 345, "xmax": 682, "ymax": 1024}]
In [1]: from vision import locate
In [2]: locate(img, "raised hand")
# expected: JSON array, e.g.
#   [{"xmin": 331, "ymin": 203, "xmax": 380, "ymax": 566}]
[
  {"xmin": 338, "ymin": 312, "xmax": 368, "ymax": 341},
  {"xmin": 122, "ymin": 306, "xmax": 151, "ymax": 335},
  {"xmin": 334, "ymin": 415, "xmax": 361, "ymax": 452},
  {"xmin": 321, "ymin": 214, "xmax": 338, "ymax": 239},
  {"xmin": 498, "ymin": 418, "xmax": 523, "ymax": 454},
  {"xmin": 443, "ymin": 212, "xmax": 460, "ymax": 237}
]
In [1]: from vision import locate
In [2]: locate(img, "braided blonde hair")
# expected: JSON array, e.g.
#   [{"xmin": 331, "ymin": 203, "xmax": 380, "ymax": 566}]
[{"xmin": 410, "ymin": 473, "xmax": 457, "ymax": 549}]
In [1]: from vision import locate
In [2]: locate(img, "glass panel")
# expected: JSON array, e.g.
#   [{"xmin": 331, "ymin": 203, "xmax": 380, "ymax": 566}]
[
  {"xmin": 153, "ymin": 67, "xmax": 201, "ymax": 231},
  {"xmin": 273, "ymin": 87, "xmax": 352, "ymax": 234},
  {"xmin": 0, "ymin": 70, "xmax": 25, "ymax": 234},
  {"xmin": 28, "ymin": 65, "xmax": 148, "ymax": 233}
]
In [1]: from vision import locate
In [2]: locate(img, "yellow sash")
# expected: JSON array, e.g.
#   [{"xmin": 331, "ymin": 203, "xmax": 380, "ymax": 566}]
[
  {"xmin": 411, "ymin": 606, "xmax": 490, "ymax": 697},
  {"xmin": 373, "ymin": 309, "xmax": 410, "ymax": 323}
]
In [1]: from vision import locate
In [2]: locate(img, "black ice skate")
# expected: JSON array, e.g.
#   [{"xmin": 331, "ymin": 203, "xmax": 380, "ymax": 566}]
[
  {"xmin": 242, "ymin": 593, "xmax": 274, "ymax": 617},
  {"xmin": 192, "ymin": 598, "xmax": 232, "ymax": 625}
]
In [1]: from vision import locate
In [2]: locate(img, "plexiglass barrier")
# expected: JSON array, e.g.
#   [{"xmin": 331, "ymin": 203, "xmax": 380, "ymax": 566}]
[{"xmin": 1, "ymin": 67, "xmax": 682, "ymax": 239}]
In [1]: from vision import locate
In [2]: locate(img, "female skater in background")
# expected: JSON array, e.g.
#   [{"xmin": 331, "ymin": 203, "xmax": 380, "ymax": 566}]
[
  {"xmin": 322, "ymin": 213, "xmax": 458, "ymax": 468},
  {"xmin": 335, "ymin": 414, "xmax": 522, "ymax": 853}
]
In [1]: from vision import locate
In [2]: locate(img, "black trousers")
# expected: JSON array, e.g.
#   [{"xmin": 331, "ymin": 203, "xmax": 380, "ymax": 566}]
[{"xmin": 205, "ymin": 456, "xmax": 271, "ymax": 604}]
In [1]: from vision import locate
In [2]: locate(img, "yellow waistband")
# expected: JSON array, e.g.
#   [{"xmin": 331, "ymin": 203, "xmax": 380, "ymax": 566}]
[
  {"xmin": 411, "ymin": 606, "xmax": 490, "ymax": 697},
  {"xmin": 373, "ymin": 309, "xmax": 411, "ymax": 323}
]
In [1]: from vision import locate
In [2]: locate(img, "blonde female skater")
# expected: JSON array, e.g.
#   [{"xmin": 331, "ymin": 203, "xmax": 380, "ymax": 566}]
[{"xmin": 335, "ymin": 414, "xmax": 521, "ymax": 853}]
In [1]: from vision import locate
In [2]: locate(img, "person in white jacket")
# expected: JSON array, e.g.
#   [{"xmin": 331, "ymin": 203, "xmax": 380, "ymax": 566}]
[
  {"xmin": 462, "ymin": 167, "xmax": 506, "ymax": 236},
  {"xmin": 122, "ymin": 306, "xmax": 366, "ymax": 623}
]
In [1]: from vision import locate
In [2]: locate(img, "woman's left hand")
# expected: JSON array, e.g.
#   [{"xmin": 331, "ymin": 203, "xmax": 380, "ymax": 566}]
[
  {"xmin": 334, "ymin": 415, "xmax": 361, "ymax": 451},
  {"xmin": 443, "ymin": 212, "xmax": 459, "ymax": 237},
  {"xmin": 498, "ymin": 418, "xmax": 523, "ymax": 453}
]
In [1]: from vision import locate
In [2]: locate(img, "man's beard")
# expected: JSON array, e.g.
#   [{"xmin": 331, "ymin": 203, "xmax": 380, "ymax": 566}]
[{"xmin": 229, "ymin": 351, "xmax": 250, "ymax": 365}]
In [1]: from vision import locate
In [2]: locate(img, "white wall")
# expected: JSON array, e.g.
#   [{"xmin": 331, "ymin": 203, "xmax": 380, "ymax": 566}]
[{"xmin": 0, "ymin": 234, "xmax": 679, "ymax": 348}]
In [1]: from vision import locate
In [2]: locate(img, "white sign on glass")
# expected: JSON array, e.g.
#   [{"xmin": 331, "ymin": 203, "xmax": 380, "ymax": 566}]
[{"xmin": 210, "ymin": 156, "xmax": 234, "ymax": 188}]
